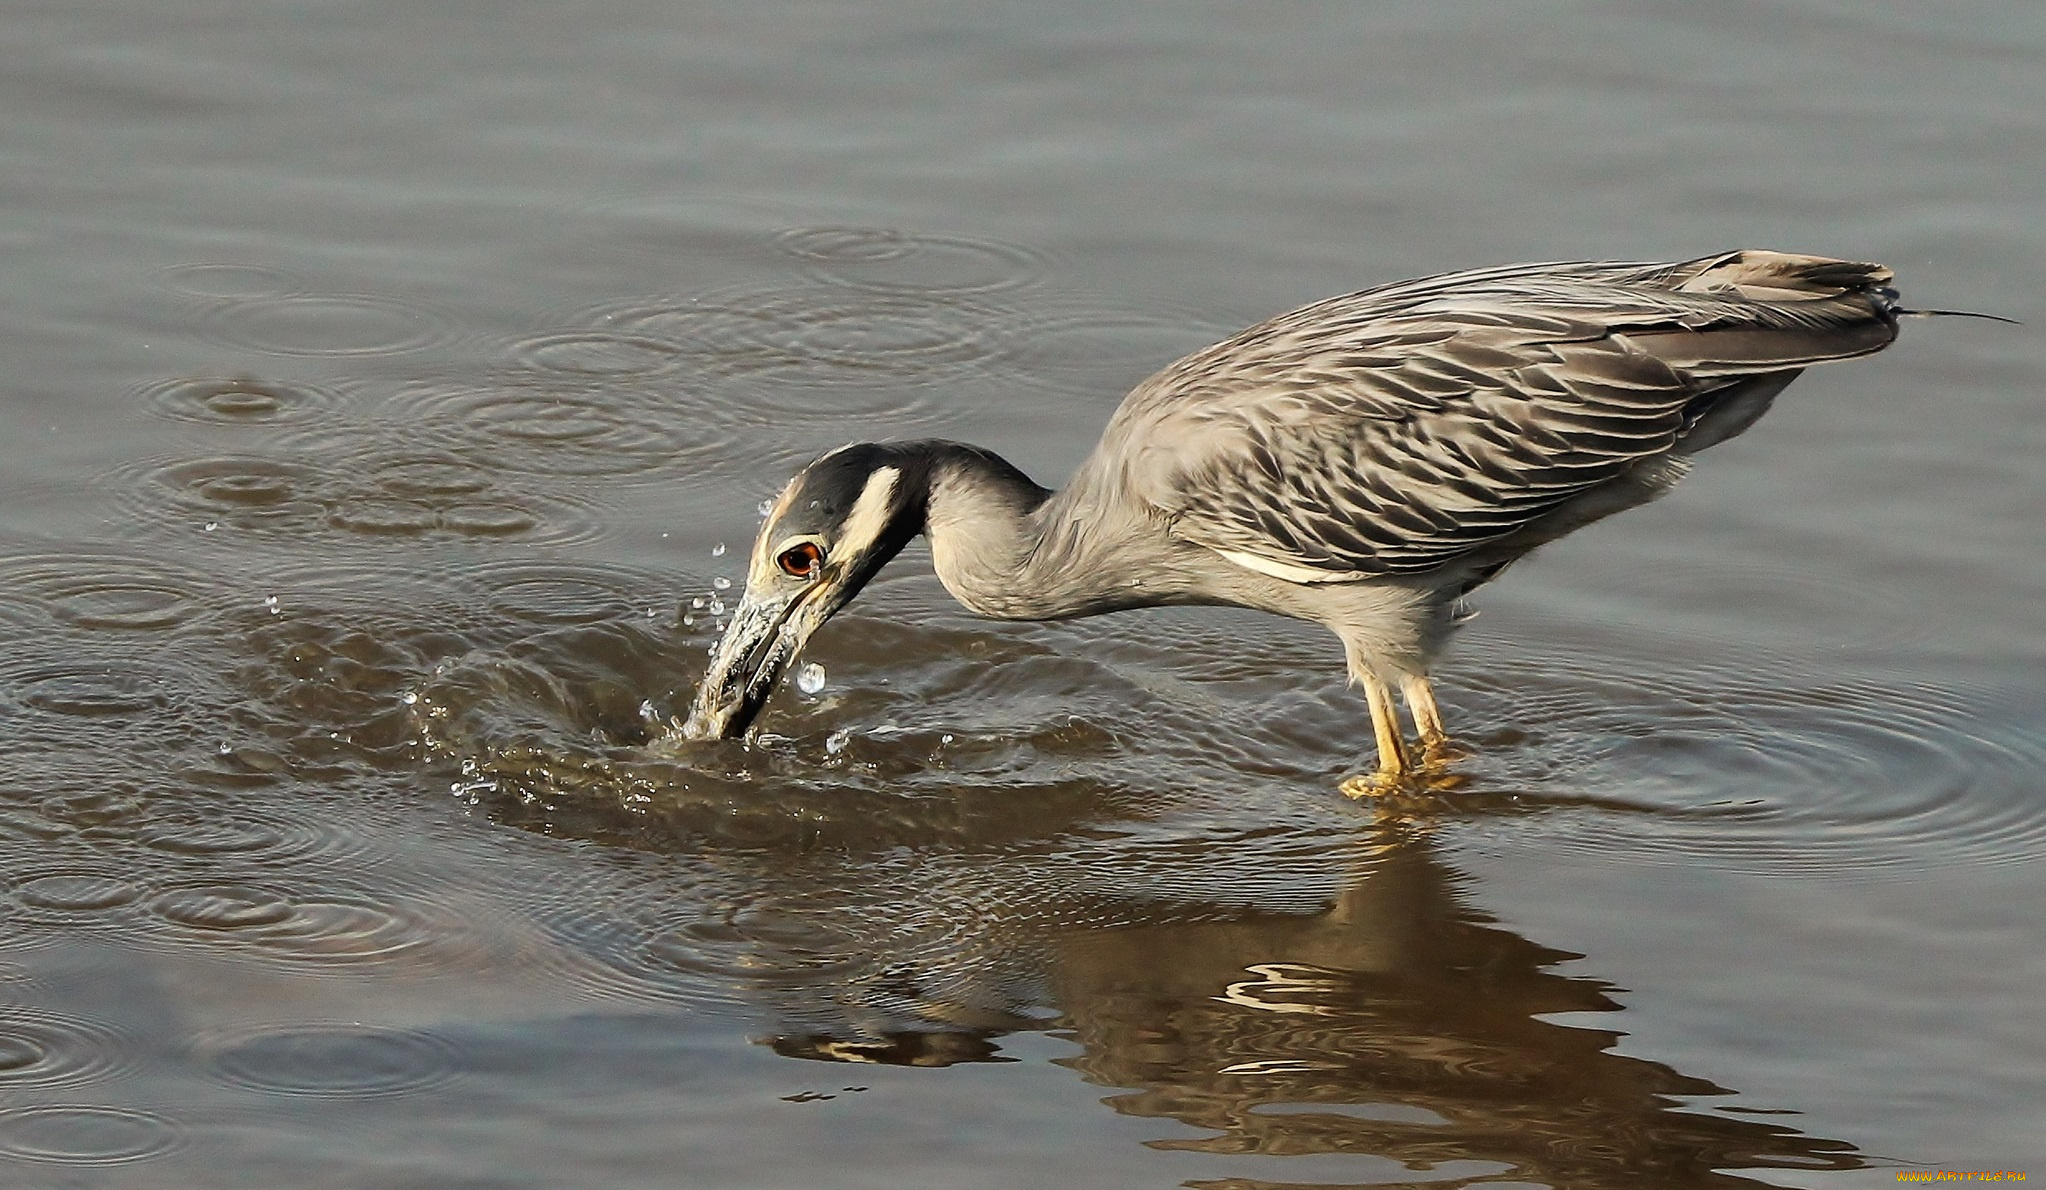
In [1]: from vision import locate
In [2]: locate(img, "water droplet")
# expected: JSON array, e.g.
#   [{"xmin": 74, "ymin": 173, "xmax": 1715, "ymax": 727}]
[
  {"xmin": 708, "ymin": 598, "xmax": 725, "ymax": 615},
  {"xmin": 825, "ymin": 728, "xmax": 851, "ymax": 756},
  {"xmin": 940, "ymin": 733, "xmax": 954, "ymax": 745},
  {"xmin": 681, "ymin": 614, "xmax": 694, "ymax": 626},
  {"xmin": 691, "ymin": 597, "xmax": 705, "ymax": 610},
  {"xmin": 203, "ymin": 521, "xmax": 219, "ymax": 532},
  {"xmin": 796, "ymin": 662, "xmax": 825, "ymax": 695},
  {"xmin": 757, "ymin": 499, "xmax": 774, "ymax": 518},
  {"xmin": 399, "ymin": 691, "xmax": 419, "ymax": 705},
  {"xmin": 263, "ymin": 595, "xmax": 281, "ymax": 614},
  {"xmin": 712, "ymin": 577, "xmax": 731, "ymax": 590},
  {"xmin": 711, "ymin": 543, "xmax": 726, "ymax": 557}
]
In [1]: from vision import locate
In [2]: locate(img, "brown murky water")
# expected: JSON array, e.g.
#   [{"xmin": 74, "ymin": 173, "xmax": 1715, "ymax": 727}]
[{"xmin": 2, "ymin": 2, "xmax": 2042, "ymax": 1186}]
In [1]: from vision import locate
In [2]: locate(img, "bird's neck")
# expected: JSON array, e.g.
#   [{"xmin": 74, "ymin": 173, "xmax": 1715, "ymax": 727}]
[{"xmin": 920, "ymin": 444, "xmax": 1153, "ymax": 621}]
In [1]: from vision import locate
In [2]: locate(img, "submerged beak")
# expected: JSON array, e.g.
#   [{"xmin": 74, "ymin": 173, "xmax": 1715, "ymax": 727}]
[{"xmin": 678, "ymin": 579, "xmax": 840, "ymax": 741}]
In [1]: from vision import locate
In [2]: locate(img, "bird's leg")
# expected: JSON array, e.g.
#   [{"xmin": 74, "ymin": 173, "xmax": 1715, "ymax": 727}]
[
  {"xmin": 1399, "ymin": 673, "xmax": 1459, "ymax": 767},
  {"xmin": 1339, "ymin": 672, "xmax": 1411, "ymax": 799}
]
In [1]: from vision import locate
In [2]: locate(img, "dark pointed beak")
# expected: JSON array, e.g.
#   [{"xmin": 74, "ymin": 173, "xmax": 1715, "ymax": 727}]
[{"xmin": 678, "ymin": 580, "xmax": 840, "ymax": 741}]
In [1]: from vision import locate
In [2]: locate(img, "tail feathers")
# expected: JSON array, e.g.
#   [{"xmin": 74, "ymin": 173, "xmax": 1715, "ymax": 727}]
[
  {"xmin": 1672, "ymin": 250, "xmax": 1897, "ymax": 306},
  {"xmin": 1671, "ymin": 249, "xmax": 2018, "ymax": 328}
]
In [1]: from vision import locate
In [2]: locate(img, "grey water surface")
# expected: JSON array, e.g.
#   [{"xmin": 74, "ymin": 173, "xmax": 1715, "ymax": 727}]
[{"xmin": 1, "ymin": 1, "xmax": 2042, "ymax": 1186}]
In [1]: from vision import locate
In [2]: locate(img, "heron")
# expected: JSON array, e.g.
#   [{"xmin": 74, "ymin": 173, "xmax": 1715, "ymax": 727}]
[{"xmin": 679, "ymin": 250, "xmax": 1908, "ymax": 795}]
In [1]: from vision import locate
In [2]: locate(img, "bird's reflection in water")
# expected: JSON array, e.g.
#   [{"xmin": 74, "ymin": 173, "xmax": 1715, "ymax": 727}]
[
  {"xmin": 420, "ymin": 661, "xmax": 1859, "ymax": 1186},
  {"xmin": 770, "ymin": 826, "xmax": 1863, "ymax": 1189}
]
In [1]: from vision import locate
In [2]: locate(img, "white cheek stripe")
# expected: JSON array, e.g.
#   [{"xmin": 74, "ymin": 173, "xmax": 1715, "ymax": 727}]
[{"xmin": 837, "ymin": 467, "xmax": 902, "ymax": 560}]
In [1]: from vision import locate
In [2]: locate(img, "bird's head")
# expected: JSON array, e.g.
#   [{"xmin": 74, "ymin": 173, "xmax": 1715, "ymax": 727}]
[{"xmin": 679, "ymin": 443, "xmax": 930, "ymax": 741}]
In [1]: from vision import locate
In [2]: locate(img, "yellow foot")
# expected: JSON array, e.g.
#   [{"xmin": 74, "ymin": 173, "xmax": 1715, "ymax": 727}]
[
  {"xmin": 1338, "ymin": 771, "xmax": 1407, "ymax": 799},
  {"xmin": 1338, "ymin": 758, "xmax": 1467, "ymax": 800},
  {"xmin": 1418, "ymin": 735, "xmax": 1467, "ymax": 769}
]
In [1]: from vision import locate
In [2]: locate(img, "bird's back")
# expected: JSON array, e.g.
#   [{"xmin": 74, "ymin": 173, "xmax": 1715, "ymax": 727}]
[{"xmin": 1084, "ymin": 250, "xmax": 1901, "ymax": 585}]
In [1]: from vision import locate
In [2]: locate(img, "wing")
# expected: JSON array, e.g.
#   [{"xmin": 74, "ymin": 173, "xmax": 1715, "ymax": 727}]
[{"xmin": 1098, "ymin": 250, "xmax": 1900, "ymax": 580}]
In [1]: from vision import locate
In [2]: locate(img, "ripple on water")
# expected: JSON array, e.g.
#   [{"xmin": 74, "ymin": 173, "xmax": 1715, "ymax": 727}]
[
  {"xmin": 143, "ymin": 877, "xmax": 474, "ymax": 974},
  {"xmin": 114, "ymin": 455, "xmax": 322, "ymax": 532},
  {"xmin": 322, "ymin": 498, "xmax": 442, "ymax": 537},
  {"xmin": 773, "ymin": 226, "xmax": 1049, "ymax": 294},
  {"xmin": 2, "ymin": 659, "xmax": 179, "ymax": 725},
  {"xmin": 0, "ymin": 549, "xmax": 222, "ymax": 632},
  {"xmin": 383, "ymin": 850, "xmax": 887, "ymax": 1015},
  {"xmin": 593, "ymin": 865, "xmax": 1059, "ymax": 1035},
  {"xmin": 454, "ymin": 558, "xmax": 672, "ymax": 625},
  {"xmin": 365, "ymin": 453, "xmax": 495, "ymax": 498},
  {"xmin": 200, "ymin": 1023, "xmax": 460, "ymax": 1099},
  {"xmin": 586, "ymin": 285, "xmax": 1010, "ymax": 419},
  {"xmin": 510, "ymin": 330, "xmax": 685, "ymax": 378},
  {"xmin": 1442, "ymin": 629, "xmax": 2046, "ymax": 876},
  {"xmin": 318, "ymin": 493, "xmax": 580, "ymax": 543},
  {"xmin": 130, "ymin": 805, "xmax": 339, "ymax": 869},
  {"xmin": 200, "ymin": 293, "xmax": 456, "ymax": 357},
  {"xmin": 316, "ymin": 430, "xmax": 610, "ymax": 546},
  {"xmin": 107, "ymin": 433, "xmax": 606, "ymax": 546},
  {"xmin": 241, "ymin": 895, "xmax": 453, "ymax": 970},
  {"xmin": 636, "ymin": 892, "xmax": 872, "ymax": 993},
  {"xmin": 139, "ymin": 376, "xmax": 344, "ymax": 427},
  {"xmin": 999, "ymin": 300, "xmax": 1241, "ymax": 397},
  {"xmin": 0, "ymin": 1008, "xmax": 136, "ymax": 1091},
  {"xmin": 149, "ymin": 884, "xmax": 298, "ymax": 932},
  {"xmin": 36, "ymin": 783, "xmax": 151, "ymax": 835},
  {"xmin": 8, "ymin": 866, "xmax": 150, "ymax": 932},
  {"xmin": 0, "ymin": 1104, "xmax": 182, "ymax": 1166},
  {"xmin": 0, "ymin": 594, "xmax": 33, "ymax": 633},
  {"xmin": 525, "ymin": 920, "xmax": 869, "ymax": 1014},
  {"xmin": 236, "ymin": 557, "xmax": 481, "ymax": 643},
  {"xmin": 375, "ymin": 375, "xmax": 738, "ymax": 481},
  {"xmin": 151, "ymin": 262, "xmax": 303, "ymax": 301}
]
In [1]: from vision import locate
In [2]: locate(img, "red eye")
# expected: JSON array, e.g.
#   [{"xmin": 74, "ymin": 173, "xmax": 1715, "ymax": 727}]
[{"xmin": 777, "ymin": 542, "xmax": 825, "ymax": 577}]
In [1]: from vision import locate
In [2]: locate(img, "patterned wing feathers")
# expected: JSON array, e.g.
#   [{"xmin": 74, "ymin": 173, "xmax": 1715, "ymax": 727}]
[{"xmin": 1110, "ymin": 250, "xmax": 1899, "ymax": 579}]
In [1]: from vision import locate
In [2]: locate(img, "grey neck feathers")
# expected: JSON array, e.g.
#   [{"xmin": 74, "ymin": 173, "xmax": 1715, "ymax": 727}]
[{"xmin": 917, "ymin": 443, "xmax": 1160, "ymax": 621}]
